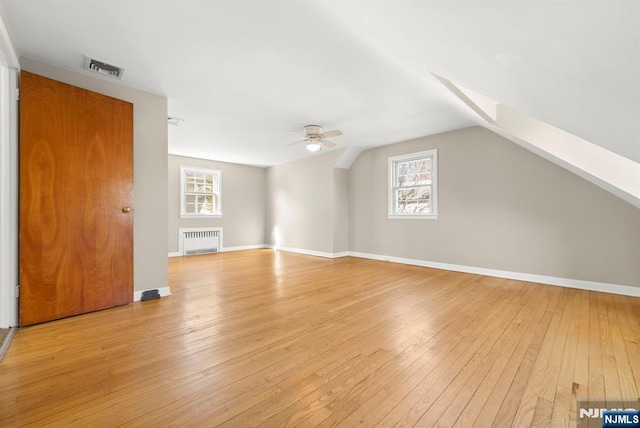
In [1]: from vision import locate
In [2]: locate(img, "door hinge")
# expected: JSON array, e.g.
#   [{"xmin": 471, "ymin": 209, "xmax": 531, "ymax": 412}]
[
  {"xmin": 16, "ymin": 88, "xmax": 19, "ymax": 102},
  {"xmin": 16, "ymin": 284, "xmax": 19, "ymax": 298}
]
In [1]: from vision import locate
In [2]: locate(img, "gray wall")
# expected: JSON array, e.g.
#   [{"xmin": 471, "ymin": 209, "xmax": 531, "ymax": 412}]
[
  {"xmin": 333, "ymin": 168, "xmax": 349, "ymax": 254},
  {"xmin": 349, "ymin": 126, "xmax": 640, "ymax": 287},
  {"xmin": 22, "ymin": 58, "xmax": 169, "ymax": 293},
  {"xmin": 168, "ymin": 154, "xmax": 266, "ymax": 252},
  {"xmin": 266, "ymin": 149, "xmax": 348, "ymax": 254},
  {"xmin": 19, "ymin": 65, "xmax": 639, "ymax": 297}
]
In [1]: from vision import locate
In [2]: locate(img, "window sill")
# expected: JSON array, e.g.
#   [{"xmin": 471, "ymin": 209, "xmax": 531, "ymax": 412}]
[
  {"xmin": 388, "ymin": 214, "xmax": 438, "ymax": 220},
  {"xmin": 180, "ymin": 214, "xmax": 222, "ymax": 219}
]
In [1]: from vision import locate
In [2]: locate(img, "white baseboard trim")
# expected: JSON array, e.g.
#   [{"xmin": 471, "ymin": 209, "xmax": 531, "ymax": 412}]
[
  {"xmin": 349, "ymin": 251, "xmax": 640, "ymax": 298},
  {"xmin": 265, "ymin": 245, "xmax": 349, "ymax": 259},
  {"xmin": 0, "ymin": 327, "xmax": 16, "ymax": 362},
  {"xmin": 169, "ymin": 245, "xmax": 639, "ymax": 298},
  {"xmin": 169, "ymin": 245, "xmax": 268, "ymax": 258},
  {"xmin": 221, "ymin": 244, "xmax": 267, "ymax": 253},
  {"xmin": 133, "ymin": 286, "xmax": 172, "ymax": 302}
]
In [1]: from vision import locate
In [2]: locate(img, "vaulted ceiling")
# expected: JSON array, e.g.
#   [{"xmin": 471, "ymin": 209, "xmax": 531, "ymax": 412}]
[{"xmin": 1, "ymin": 1, "xmax": 638, "ymax": 203}]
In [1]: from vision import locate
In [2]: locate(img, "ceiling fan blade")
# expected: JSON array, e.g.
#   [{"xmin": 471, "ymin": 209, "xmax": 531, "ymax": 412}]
[
  {"xmin": 319, "ymin": 139, "xmax": 337, "ymax": 148},
  {"xmin": 286, "ymin": 139, "xmax": 308, "ymax": 146},
  {"xmin": 319, "ymin": 130, "xmax": 342, "ymax": 139}
]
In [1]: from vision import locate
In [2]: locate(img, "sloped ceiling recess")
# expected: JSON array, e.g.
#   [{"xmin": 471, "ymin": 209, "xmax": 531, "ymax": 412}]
[{"xmin": 0, "ymin": 0, "xmax": 638, "ymax": 206}]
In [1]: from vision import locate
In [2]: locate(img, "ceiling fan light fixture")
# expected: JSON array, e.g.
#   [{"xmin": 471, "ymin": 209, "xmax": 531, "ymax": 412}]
[{"xmin": 306, "ymin": 141, "xmax": 322, "ymax": 152}]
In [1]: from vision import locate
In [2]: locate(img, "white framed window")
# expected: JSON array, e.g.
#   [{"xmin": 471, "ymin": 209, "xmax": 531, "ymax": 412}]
[
  {"xmin": 388, "ymin": 149, "xmax": 438, "ymax": 219},
  {"xmin": 180, "ymin": 166, "xmax": 221, "ymax": 218}
]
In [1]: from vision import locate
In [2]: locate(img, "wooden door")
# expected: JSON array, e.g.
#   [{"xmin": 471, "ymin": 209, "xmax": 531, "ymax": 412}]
[{"xmin": 19, "ymin": 71, "xmax": 134, "ymax": 326}]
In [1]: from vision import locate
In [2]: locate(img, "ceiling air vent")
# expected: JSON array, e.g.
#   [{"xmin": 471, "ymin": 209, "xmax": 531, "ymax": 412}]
[
  {"xmin": 168, "ymin": 117, "xmax": 185, "ymax": 126},
  {"xmin": 84, "ymin": 56, "xmax": 125, "ymax": 80}
]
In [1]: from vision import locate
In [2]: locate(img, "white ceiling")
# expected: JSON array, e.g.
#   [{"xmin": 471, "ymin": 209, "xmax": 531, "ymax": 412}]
[{"xmin": 0, "ymin": 0, "xmax": 638, "ymax": 169}]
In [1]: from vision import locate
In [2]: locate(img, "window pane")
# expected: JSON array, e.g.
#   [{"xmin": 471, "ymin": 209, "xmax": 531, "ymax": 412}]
[
  {"xmin": 182, "ymin": 168, "xmax": 221, "ymax": 215},
  {"xmin": 185, "ymin": 173, "xmax": 196, "ymax": 192},
  {"xmin": 204, "ymin": 195, "xmax": 213, "ymax": 213},
  {"xmin": 396, "ymin": 186, "xmax": 431, "ymax": 214},
  {"xmin": 416, "ymin": 172, "xmax": 431, "ymax": 184},
  {"xmin": 417, "ymin": 186, "xmax": 431, "ymax": 200},
  {"xmin": 397, "ymin": 188, "xmax": 417, "ymax": 200},
  {"xmin": 195, "ymin": 195, "xmax": 207, "ymax": 214},
  {"xmin": 389, "ymin": 151, "xmax": 436, "ymax": 217},
  {"xmin": 396, "ymin": 158, "xmax": 431, "ymax": 187},
  {"xmin": 189, "ymin": 194, "xmax": 215, "ymax": 214}
]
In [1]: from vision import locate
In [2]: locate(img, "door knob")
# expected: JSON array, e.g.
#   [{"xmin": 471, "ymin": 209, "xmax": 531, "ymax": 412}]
[{"xmin": 122, "ymin": 207, "xmax": 132, "ymax": 214}]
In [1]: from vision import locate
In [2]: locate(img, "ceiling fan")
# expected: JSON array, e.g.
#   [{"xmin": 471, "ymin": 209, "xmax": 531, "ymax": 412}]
[{"xmin": 287, "ymin": 125, "xmax": 343, "ymax": 152}]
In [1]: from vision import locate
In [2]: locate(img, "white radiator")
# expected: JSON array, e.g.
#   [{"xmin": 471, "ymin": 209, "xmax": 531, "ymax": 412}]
[{"xmin": 180, "ymin": 228, "xmax": 222, "ymax": 255}]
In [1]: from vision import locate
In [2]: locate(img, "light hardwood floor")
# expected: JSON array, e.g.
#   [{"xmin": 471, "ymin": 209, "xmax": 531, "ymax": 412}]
[{"xmin": 1, "ymin": 250, "xmax": 639, "ymax": 427}]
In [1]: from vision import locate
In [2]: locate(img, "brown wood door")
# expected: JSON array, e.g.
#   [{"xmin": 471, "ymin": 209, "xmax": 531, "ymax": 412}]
[{"xmin": 19, "ymin": 71, "xmax": 134, "ymax": 326}]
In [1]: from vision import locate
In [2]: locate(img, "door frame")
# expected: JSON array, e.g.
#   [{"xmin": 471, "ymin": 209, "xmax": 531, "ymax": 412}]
[{"xmin": 0, "ymin": 14, "xmax": 20, "ymax": 328}]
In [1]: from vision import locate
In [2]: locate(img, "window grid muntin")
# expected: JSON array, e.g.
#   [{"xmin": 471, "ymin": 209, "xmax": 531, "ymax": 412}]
[
  {"xmin": 388, "ymin": 149, "xmax": 437, "ymax": 218},
  {"xmin": 180, "ymin": 166, "xmax": 221, "ymax": 217}
]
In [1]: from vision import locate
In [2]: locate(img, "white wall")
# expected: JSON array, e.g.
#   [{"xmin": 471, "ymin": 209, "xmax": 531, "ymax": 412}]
[
  {"xmin": 0, "ymin": 65, "xmax": 18, "ymax": 328},
  {"xmin": 0, "ymin": 70, "xmax": 18, "ymax": 328},
  {"xmin": 0, "ymin": 10, "xmax": 19, "ymax": 327},
  {"xmin": 22, "ymin": 58, "xmax": 169, "ymax": 294},
  {"xmin": 168, "ymin": 154, "xmax": 266, "ymax": 253}
]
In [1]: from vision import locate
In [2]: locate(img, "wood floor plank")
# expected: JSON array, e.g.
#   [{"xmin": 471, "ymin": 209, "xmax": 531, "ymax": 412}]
[
  {"xmin": 532, "ymin": 288, "xmax": 577, "ymax": 427},
  {"xmin": 422, "ymin": 284, "xmax": 544, "ymax": 426},
  {"xmin": 0, "ymin": 250, "xmax": 638, "ymax": 427},
  {"xmin": 476, "ymin": 305, "xmax": 554, "ymax": 427},
  {"xmin": 597, "ymin": 293, "xmax": 623, "ymax": 405},
  {"xmin": 568, "ymin": 289, "xmax": 591, "ymax": 428},
  {"xmin": 334, "ymin": 277, "xmax": 517, "ymax": 427},
  {"xmin": 509, "ymin": 287, "xmax": 568, "ymax": 427},
  {"xmin": 452, "ymin": 284, "xmax": 553, "ymax": 427},
  {"xmin": 377, "ymin": 280, "xmax": 531, "ymax": 427},
  {"xmin": 614, "ymin": 296, "xmax": 640, "ymax": 395},
  {"xmin": 207, "ymin": 273, "xmax": 486, "ymax": 426},
  {"xmin": 422, "ymin": 284, "xmax": 556, "ymax": 427},
  {"xmin": 606, "ymin": 295, "xmax": 639, "ymax": 407},
  {"xmin": 550, "ymin": 288, "xmax": 582, "ymax": 428}
]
